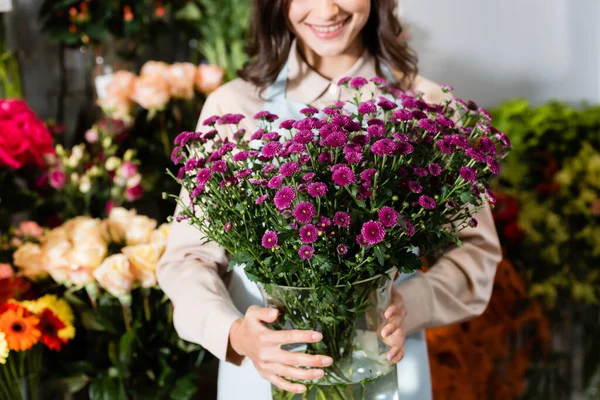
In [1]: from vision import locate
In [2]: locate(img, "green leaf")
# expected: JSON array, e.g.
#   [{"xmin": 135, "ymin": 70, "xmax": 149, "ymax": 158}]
[
  {"xmin": 89, "ymin": 375, "xmax": 122, "ymax": 400},
  {"xmin": 118, "ymin": 327, "xmax": 138, "ymax": 368},
  {"xmin": 374, "ymin": 246, "xmax": 385, "ymax": 266},
  {"xmin": 228, "ymin": 249, "xmax": 254, "ymax": 271},
  {"xmin": 169, "ymin": 374, "xmax": 199, "ymax": 400},
  {"xmin": 174, "ymin": 2, "xmax": 202, "ymax": 20}
]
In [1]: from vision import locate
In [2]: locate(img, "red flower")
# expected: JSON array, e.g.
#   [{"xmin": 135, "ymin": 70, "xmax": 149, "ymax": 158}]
[
  {"xmin": 37, "ymin": 309, "xmax": 67, "ymax": 351},
  {"xmin": 493, "ymin": 193, "xmax": 520, "ymax": 223},
  {"xmin": 504, "ymin": 221, "xmax": 524, "ymax": 243},
  {"xmin": 0, "ymin": 277, "xmax": 32, "ymax": 304}
]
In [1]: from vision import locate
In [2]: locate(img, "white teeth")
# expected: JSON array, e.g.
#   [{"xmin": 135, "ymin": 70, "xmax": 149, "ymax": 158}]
[{"xmin": 312, "ymin": 22, "xmax": 344, "ymax": 33}]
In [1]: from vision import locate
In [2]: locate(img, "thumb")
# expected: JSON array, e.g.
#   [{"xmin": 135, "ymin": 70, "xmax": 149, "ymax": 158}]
[{"xmin": 247, "ymin": 305, "xmax": 279, "ymax": 323}]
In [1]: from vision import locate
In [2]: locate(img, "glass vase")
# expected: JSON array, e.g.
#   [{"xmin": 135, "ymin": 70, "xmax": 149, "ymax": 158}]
[
  {"xmin": 0, "ymin": 373, "xmax": 41, "ymax": 400},
  {"xmin": 258, "ymin": 269, "xmax": 399, "ymax": 400}
]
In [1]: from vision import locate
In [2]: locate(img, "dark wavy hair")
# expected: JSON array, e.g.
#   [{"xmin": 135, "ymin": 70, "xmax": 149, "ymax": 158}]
[{"xmin": 238, "ymin": 0, "xmax": 418, "ymax": 92}]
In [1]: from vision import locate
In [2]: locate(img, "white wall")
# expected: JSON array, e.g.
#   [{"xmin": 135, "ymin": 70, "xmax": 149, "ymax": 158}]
[{"xmin": 401, "ymin": 0, "xmax": 600, "ymax": 107}]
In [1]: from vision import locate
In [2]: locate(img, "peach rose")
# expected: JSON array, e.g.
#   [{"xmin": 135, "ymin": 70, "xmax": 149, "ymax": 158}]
[
  {"xmin": 98, "ymin": 95, "xmax": 133, "ymax": 121},
  {"xmin": 64, "ymin": 240, "xmax": 108, "ymax": 285},
  {"xmin": 123, "ymin": 244, "xmax": 159, "ymax": 288},
  {"xmin": 66, "ymin": 216, "xmax": 107, "ymax": 244},
  {"xmin": 17, "ymin": 221, "xmax": 44, "ymax": 239},
  {"xmin": 149, "ymin": 223, "xmax": 170, "ymax": 255},
  {"xmin": 130, "ymin": 75, "xmax": 170, "ymax": 111},
  {"xmin": 105, "ymin": 70, "xmax": 136, "ymax": 100},
  {"xmin": 13, "ymin": 243, "xmax": 48, "ymax": 280},
  {"xmin": 43, "ymin": 239, "xmax": 71, "ymax": 285},
  {"xmin": 166, "ymin": 63, "xmax": 197, "ymax": 100},
  {"xmin": 195, "ymin": 64, "xmax": 224, "ymax": 94},
  {"xmin": 93, "ymin": 254, "xmax": 134, "ymax": 298},
  {"xmin": 106, "ymin": 208, "xmax": 157, "ymax": 245},
  {"xmin": 140, "ymin": 61, "xmax": 170, "ymax": 80},
  {"xmin": 0, "ymin": 264, "xmax": 14, "ymax": 280}
]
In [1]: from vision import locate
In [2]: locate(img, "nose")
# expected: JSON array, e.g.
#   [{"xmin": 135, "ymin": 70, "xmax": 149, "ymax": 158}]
[{"xmin": 316, "ymin": 0, "xmax": 340, "ymax": 21}]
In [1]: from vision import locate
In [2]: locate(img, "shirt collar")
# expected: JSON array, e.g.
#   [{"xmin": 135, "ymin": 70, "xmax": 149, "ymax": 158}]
[{"xmin": 286, "ymin": 38, "xmax": 378, "ymax": 106}]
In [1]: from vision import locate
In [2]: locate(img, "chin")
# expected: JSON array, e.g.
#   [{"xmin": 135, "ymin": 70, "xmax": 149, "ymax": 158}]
[{"xmin": 299, "ymin": 34, "xmax": 356, "ymax": 58}]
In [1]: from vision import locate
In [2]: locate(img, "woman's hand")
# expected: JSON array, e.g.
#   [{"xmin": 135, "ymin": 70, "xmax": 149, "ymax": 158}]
[
  {"xmin": 381, "ymin": 288, "xmax": 408, "ymax": 363},
  {"xmin": 229, "ymin": 305, "xmax": 334, "ymax": 394}
]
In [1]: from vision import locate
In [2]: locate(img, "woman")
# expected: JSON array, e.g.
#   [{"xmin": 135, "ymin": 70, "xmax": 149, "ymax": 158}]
[{"xmin": 157, "ymin": 0, "xmax": 502, "ymax": 399}]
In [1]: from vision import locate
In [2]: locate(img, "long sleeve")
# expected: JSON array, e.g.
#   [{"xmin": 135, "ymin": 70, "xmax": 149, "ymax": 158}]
[
  {"xmin": 397, "ymin": 203, "xmax": 502, "ymax": 335},
  {"xmin": 156, "ymin": 92, "xmax": 243, "ymax": 361}
]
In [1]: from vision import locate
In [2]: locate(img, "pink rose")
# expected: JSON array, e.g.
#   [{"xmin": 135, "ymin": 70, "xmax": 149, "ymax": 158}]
[
  {"xmin": 18, "ymin": 221, "xmax": 44, "ymax": 239},
  {"xmin": 0, "ymin": 264, "xmax": 14, "ymax": 280},
  {"xmin": 129, "ymin": 75, "xmax": 170, "ymax": 110},
  {"xmin": 84, "ymin": 129, "xmax": 99, "ymax": 143},
  {"xmin": 0, "ymin": 99, "xmax": 34, "ymax": 120},
  {"xmin": 0, "ymin": 120, "xmax": 29, "ymax": 169},
  {"xmin": 105, "ymin": 71, "xmax": 136, "ymax": 100},
  {"xmin": 21, "ymin": 118, "xmax": 55, "ymax": 167},
  {"xmin": 140, "ymin": 61, "xmax": 170, "ymax": 80},
  {"xmin": 49, "ymin": 170, "xmax": 67, "ymax": 189},
  {"xmin": 166, "ymin": 63, "xmax": 196, "ymax": 100},
  {"xmin": 195, "ymin": 64, "xmax": 224, "ymax": 94},
  {"xmin": 125, "ymin": 183, "xmax": 144, "ymax": 202}
]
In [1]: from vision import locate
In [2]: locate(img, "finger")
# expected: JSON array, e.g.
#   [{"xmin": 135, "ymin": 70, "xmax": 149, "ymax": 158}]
[
  {"xmin": 269, "ymin": 374, "xmax": 307, "ymax": 394},
  {"xmin": 268, "ymin": 329, "xmax": 323, "ymax": 346},
  {"xmin": 391, "ymin": 290, "xmax": 405, "ymax": 307},
  {"xmin": 264, "ymin": 363, "xmax": 324, "ymax": 381},
  {"xmin": 381, "ymin": 315, "xmax": 405, "ymax": 338},
  {"xmin": 275, "ymin": 349, "xmax": 334, "ymax": 368},
  {"xmin": 384, "ymin": 305, "xmax": 397, "ymax": 320},
  {"xmin": 383, "ymin": 328, "xmax": 405, "ymax": 348},
  {"xmin": 392, "ymin": 347, "xmax": 405, "ymax": 363},
  {"xmin": 247, "ymin": 305, "xmax": 279, "ymax": 323}
]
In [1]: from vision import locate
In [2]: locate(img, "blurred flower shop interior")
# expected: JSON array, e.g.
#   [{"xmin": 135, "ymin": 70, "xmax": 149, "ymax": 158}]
[{"xmin": 1, "ymin": 0, "xmax": 599, "ymax": 399}]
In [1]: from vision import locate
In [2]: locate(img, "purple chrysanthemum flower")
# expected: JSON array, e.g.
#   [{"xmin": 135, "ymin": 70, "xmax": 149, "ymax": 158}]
[
  {"xmin": 371, "ymin": 139, "xmax": 395, "ymax": 156},
  {"xmin": 469, "ymin": 218, "xmax": 478, "ymax": 228},
  {"xmin": 171, "ymin": 146, "xmax": 184, "ymax": 164},
  {"xmin": 302, "ymin": 173, "xmax": 316, "ymax": 182},
  {"xmin": 184, "ymin": 158, "xmax": 197, "ymax": 172},
  {"xmin": 418, "ymin": 118, "xmax": 440, "ymax": 134},
  {"xmin": 356, "ymin": 235, "xmax": 369, "ymax": 247},
  {"xmin": 307, "ymin": 182, "xmax": 328, "ymax": 197},
  {"xmin": 280, "ymin": 119, "xmax": 295, "ymax": 130},
  {"xmin": 274, "ymin": 186, "xmax": 296, "ymax": 210},
  {"xmin": 318, "ymin": 152, "xmax": 333, "ymax": 164},
  {"xmin": 401, "ymin": 217, "xmax": 415, "ymax": 236},
  {"xmin": 317, "ymin": 216, "xmax": 331, "ymax": 232},
  {"xmin": 261, "ymin": 231, "xmax": 278, "ymax": 249},
  {"xmin": 357, "ymin": 185, "xmax": 373, "ymax": 200},
  {"xmin": 446, "ymin": 200, "xmax": 457, "ymax": 209},
  {"xmin": 268, "ymin": 175, "xmax": 284, "ymax": 189},
  {"xmin": 249, "ymin": 178, "xmax": 267, "ymax": 186},
  {"xmin": 325, "ymin": 131, "xmax": 348, "ymax": 148},
  {"xmin": 262, "ymin": 141, "xmax": 282, "ymax": 158},
  {"xmin": 360, "ymin": 168, "xmax": 377, "ymax": 182},
  {"xmin": 437, "ymin": 139, "xmax": 455, "ymax": 154},
  {"xmin": 371, "ymin": 76, "xmax": 386, "ymax": 85},
  {"xmin": 344, "ymin": 143, "xmax": 362, "ymax": 154},
  {"xmin": 219, "ymin": 177, "xmax": 238, "ymax": 188},
  {"xmin": 479, "ymin": 137, "xmax": 497, "ymax": 155},
  {"xmin": 418, "ymin": 195, "xmax": 437, "ymax": 209},
  {"xmin": 413, "ymin": 167, "xmax": 428, "ymax": 177},
  {"xmin": 263, "ymin": 164, "xmax": 276, "ymax": 174},
  {"xmin": 333, "ymin": 211, "xmax": 351, "ymax": 227},
  {"xmin": 408, "ymin": 181, "xmax": 423, "ymax": 193},
  {"xmin": 395, "ymin": 142, "xmax": 415, "ymax": 156},
  {"xmin": 454, "ymin": 99, "xmax": 468, "ymax": 110},
  {"xmin": 202, "ymin": 115, "xmax": 219, "ymax": 126},
  {"xmin": 402, "ymin": 98, "xmax": 419, "ymax": 109},
  {"xmin": 466, "ymin": 148, "xmax": 486, "ymax": 163},
  {"xmin": 337, "ymin": 244, "xmax": 349, "ymax": 255},
  {"xmin": 411, "ymin": 110, "xmax": 427, "ymax": 120},
  {"xmin": 254, "ymin": 111, "xmax": 272, "ymax": 120},
  {"xmin": 294, "ymin": 130, "xmax": 314, "ymax": 144},
  {"xmin": 191, "ymin": 185, "xmax": 205, "ymax": 198},
  {"xmin": 211, "ymin": 160, "xmax": 227, "ymax": 173},
  {"xmin": 391, "ymin": 133, "xmax": 410, "ymax": 142},
  {"xmin": 332, "ymin": 166, "xmax": 356, "ymax": 187},
  {"xmin": 256, "ymin": 194, "xmax": 269, "ymax": 205},
  {"xmin": 299, "ymin": 155, "xmax": 311, "ymax": 165},
  {"xmin": 436, "ymin": 116, "xmax": 455, "ymax": 128},
  {"xmin": 337, "ymin": 77, "xmax": 351, "ymax": 86},
  {"xmin": 236, "ymin": 169, "xmax": 252, "ymax": 179},
  {"xmin": 481, "ymin": 189, "xmax": 497, "ymax": 206},
  {"xmin": 233, "ymin": 129, "xmax": 246, "ymax": 142},
  {"xmin": 486, "ymin": 157, "xmax": 500, "ymax": 174},
  {"xmin": 319, "ymin": 123, "xmax": 339, "ymax": 139},
  {"xmin": 428, "ymin": 163, "xmax": 442, "ymax": 176},
  {"xmin": 345, "ymin": 151, "xmax": 363, "ymax": 164},
  {"xmin": 298, "ymin": 245, "xmax": 315, "ymax": 260},
  {"xmin": 332, "ymin": 115, "xmax": 353, "ymax": 128},
  {"xmin": 361, "ymin": 221, "xmax": 386, "ymax": 245},
  {"xmin": 280, "ymin": 162, "xmax": 300, "ymax": 177},
  {"xmin": 177, "ymin": 167, "xmax": 184, "ymax": 180},
  {"xmin": 233, "ymin": 151, "xmax": 250, "ymax": 162},
  {"xmin": 440, "ymin": 84, "xmax": 454, "ymax": 92},
  {"xmin": 218, "ymin": 113, "xmax": 245, "ymax": 125},
  {"xmin": 349, "ymin": 77, "xmax": 368, "ymax": 89},
  {"xmin": 378, "ymin": 206, "xmax": 399, "ymax": 228},
  {"xmin": 300, "ymin": 107, "xmax": 319, "ymax": 116},
  {"xmin": 393, "ymin": 109, "xmax": 413, "ymax": 122},
  {"xmin": 299, "ymin": 224, "xmax": 318, "ymax": 244},
  {"xmin": 250, "ymin": 129, "xmax": 264, "ymax": 141},
  {"xmin": 378, "ymin": 97, "xmax": 397, "ymax": 111},
  {"xmin": 460, "ymin": 166, "xmax": 478, "ymax": 182},
  {"xmin": 293, "ymin": 201, "xmax": 316, "ymax": 224},
  {"xmin": 367, "ymin": 125, "xmax": 386, "ymax": 138},
  {"xmin": 358, "ymin": 101, "xmax": 377, "ymax": 114},
  {"xmin": 352, "ymin": 134, "xmax": 369, "ymax": 146},
  {"xmin": 323, "ymin": 107, "xmax": 340, "ymax": 116},
  {"xmin": 493, "ymin": 130, "xmax": 511, "ymax": 148},
  {"xmin": 472, "ymin": 184, "xmax": 481, "ymax": 197},
  {"xmin": 174, "ymin": 131, "xmax": 191, "ymax": 145},
  {"xmin": 262, "ymin": 132, "xmax": 281, "ymax": 141}
]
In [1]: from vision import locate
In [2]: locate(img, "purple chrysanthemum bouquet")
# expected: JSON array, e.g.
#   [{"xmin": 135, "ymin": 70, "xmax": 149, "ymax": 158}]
[{"xmin": 169, "ymin": 77, "xmax": 510, "ymax": 397}]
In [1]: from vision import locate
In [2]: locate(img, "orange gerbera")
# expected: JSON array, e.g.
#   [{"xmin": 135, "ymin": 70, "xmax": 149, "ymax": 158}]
[
  {"xmin": 0, "ymin": 306, "xmax": 41, "ymax": 351},
  {"xmin": 37, "ymin": 309, "xmax": 67, "ymax": 351}
]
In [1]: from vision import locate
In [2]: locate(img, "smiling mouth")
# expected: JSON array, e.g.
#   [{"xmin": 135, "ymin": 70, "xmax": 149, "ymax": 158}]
[{"xmin": 307, "ymin": 17, "xmax": 350, "ymax": 33}]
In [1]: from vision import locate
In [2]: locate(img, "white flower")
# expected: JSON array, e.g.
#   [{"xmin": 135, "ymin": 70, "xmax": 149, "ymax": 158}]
[
  {"xmin": 105, "ymin": 156, "xmax": 121, "ymax": 171},
  {"xmin": 79, "ymin": 176, "xmax": 91, "ymax": 193},
  {"xmin": 70, "ymin": 172, "xmax": 80, "ymax": 184}
]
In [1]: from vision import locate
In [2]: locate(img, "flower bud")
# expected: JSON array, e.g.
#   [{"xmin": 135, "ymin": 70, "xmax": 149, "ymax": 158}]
[
  {"xmin": 56, "ymin": 144, "xmax": 66, "ymax": 157},
  {"xmin": 392, "ymin": 195, "xmax": 399, "ymax": 201},
  {"xmin": 162, "ymin": 192, "xmax": 168, "ymax": 199},
  {"xmin": 105, "ymin": 156, "xmax": 121, "ymax": 171},
  {"xmin": 123, "ymin": 149, "xmax": 136, "ymax": 162},
  {"xmin": 366, "ymin": 257, "xmax": 373, "ymax": 263},
  {"xmin": 79, "ymin": 176, "xmax": 91, "ymax": 193},
  {"xmin": 102, "ymin": 136, "xmax": 112, "ymax": 149},
  {"xmin": 87, "ymin": 166, "xmax": 101, "ymax": 177},
  {"xmin": 70, "ymin": 172, "xmax": 80, "ymax": 184}
]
